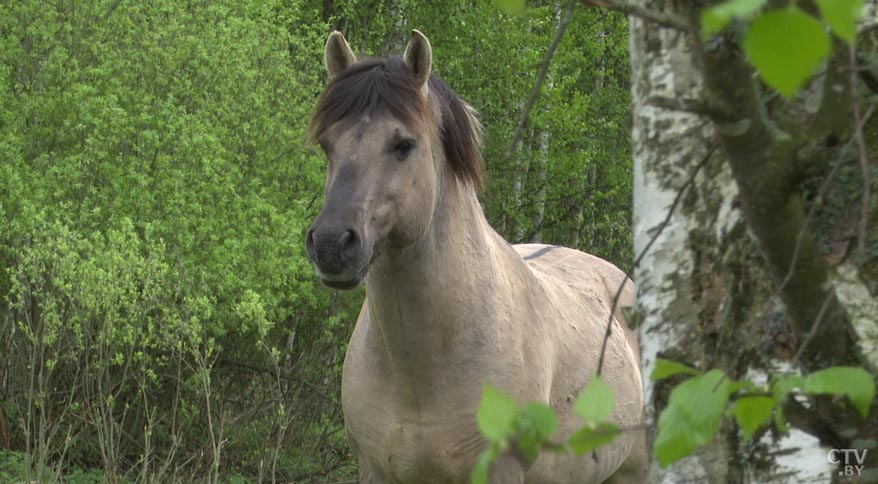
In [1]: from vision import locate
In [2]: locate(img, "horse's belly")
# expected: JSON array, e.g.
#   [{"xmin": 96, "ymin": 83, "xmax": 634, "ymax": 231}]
[{"xmin": 525, "ymin": 430, "xmax": 634, "ymax": 484}]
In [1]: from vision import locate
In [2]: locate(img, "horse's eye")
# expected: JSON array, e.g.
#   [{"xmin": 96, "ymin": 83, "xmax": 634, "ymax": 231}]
[{"xmin": 393, "ymin": 139, "xmax": 416, "ymax": 159}]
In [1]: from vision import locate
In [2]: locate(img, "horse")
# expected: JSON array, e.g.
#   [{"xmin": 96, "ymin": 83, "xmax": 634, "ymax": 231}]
[{"xmin": 305, "ymin": 29, "xmax": 646, "ymax": 484}]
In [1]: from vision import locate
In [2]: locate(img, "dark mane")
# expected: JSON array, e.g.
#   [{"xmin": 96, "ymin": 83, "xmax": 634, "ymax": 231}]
[{"xmin": 308, "ymin": 55, "xmax": 484, "ymax": 188}]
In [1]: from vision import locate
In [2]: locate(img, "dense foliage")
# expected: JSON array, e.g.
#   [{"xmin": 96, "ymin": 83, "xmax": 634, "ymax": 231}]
[{"xmin": 0, "ymin": 0, "xmax": 632, "ymax": 482}]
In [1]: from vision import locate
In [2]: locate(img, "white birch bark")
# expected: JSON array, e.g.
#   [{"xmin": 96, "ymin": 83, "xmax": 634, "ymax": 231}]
[{"xmin": 629, "ymin": 11, "xmax": 724, "ymax": 481}]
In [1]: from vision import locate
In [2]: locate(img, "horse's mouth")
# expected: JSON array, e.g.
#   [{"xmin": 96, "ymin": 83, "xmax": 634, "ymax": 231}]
[
  {"xmin": 318, "ymin": 265, "xmax": 368, "ymax": 290},
  {"xmin": 321, "ymin": 277, "xmax": 362, "ymax": 290}
]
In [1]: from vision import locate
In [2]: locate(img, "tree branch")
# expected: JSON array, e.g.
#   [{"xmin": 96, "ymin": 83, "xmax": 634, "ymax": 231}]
[
  {"xmin": 782, "ymin": 397, "xmax": 847, "ymax": 450},
  {"xmin": 499, "ymin": 0, "xmax": 578, "ymax": 167},
  {"xmin": 696, "ymin": 35, "xmax": 859, "ymax": 368},
  {"xmin": 582, "ymin": 0, "xmax": 691, "ymax": 31},
  {"xmin": 803, "ymin": 39, "xmax": 853, "ymax": 141},
  {"xmin": 597, "ymin": 144, "xmax": 718, "ymax": 376},
  {"xmin": 849, "ymin": 46, "xmax": 872, "ymax": 255},
  {"xmin": 646, "ymin": 95, "xmax": 728, "ymax": 119},
  {"xmin": 0, "ymin": 405, "xmax": 8, "ymax": 449}
]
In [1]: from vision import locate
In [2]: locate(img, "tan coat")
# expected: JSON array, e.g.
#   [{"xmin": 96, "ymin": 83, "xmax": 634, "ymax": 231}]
[{"xmin": 307, "ymin": 30, "xmax": 646, "ymax": 484}]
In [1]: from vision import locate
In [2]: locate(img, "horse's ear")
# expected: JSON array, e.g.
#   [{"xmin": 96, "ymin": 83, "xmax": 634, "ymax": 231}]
[
  {"xmin": 403, "ymin": 29, "xmax": 432, "ymax": 89},
  {"xmin": 324, "ymin": 31, "xmax": 357, "ymax": 77}
]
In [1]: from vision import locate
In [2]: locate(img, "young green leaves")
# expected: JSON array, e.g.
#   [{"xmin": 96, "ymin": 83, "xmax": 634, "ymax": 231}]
[
  {"xmin": 803, "ymin": 366, "xmax": 876, "ymax": 417},
  {"xmin": 650, "ymin": 358, "xmax": 700, "ymax": 380},
  {"xmin": 730, "ymin": 396, "xmax": 774, "ymax": 440},
  {"xmin": 654, "ymin": 369, "xmax": 732, "ymax": 466},
  {"xmin": 701, "ymin": 0, "xmax": 867, "ymax": 98},
  {"xmin": 568, "ymin": 376, "xmax": 622, "ymax": 455},
  {"xmin": 477, "ymin": 384, "xmax": 520, "ymax": 442},
  {"xmin": 652, "ymin": 359, "xmax": 876, "ymax": 467},
  {"xmin": 472, "ymin": 377, "xmax": 620, "ymax": 483},
  {"xmin": 701, "ymin": 0, "xmax": 767, "ymax": 38},
  {"xmin": 473, "ymin": 384, "xmax": 561, "ymax": 484},
  {"xmin": 816, "ymin": 0, "xmax": 867, "ymax": 44},
  {"xmin": 743, "ymin": 7, "xmax": 830, "ymax": 98},
  {"xmin": 574, "ymin": 376, "xmax": 615, "ymax": 423}
]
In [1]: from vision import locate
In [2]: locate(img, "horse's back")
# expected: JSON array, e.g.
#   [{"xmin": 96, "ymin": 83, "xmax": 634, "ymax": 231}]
[{"xmin": 514, "ymin": 244, "xmax": 634, "ymax": 313}]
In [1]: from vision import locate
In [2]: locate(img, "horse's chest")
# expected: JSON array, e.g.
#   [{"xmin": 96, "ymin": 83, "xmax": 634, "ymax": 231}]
[{"xmin": 344, "ymin": 395, "xmax": 482, "ymax": 483}]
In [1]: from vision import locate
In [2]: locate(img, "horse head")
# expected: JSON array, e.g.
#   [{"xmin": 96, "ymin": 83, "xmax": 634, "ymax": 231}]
[{"xmin": 305, "ymin": 30, "xmax": 482, "ymax": 289}]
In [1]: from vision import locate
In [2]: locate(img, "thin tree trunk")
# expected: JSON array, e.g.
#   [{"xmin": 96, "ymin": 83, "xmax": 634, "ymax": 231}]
[{"xmin": 529, "ymin": 5, "xmax": 561, "ymax": 243}]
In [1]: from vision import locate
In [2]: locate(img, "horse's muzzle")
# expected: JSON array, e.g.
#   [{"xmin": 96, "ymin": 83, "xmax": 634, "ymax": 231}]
[{"xmin": 305, "ymin": 221, "xmax": 369, "ymax": 289}]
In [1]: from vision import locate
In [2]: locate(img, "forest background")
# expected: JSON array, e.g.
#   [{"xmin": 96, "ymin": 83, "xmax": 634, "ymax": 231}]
[{"xmin": 0, "ymin": 1, "xmax": 633, "ymax": 482}]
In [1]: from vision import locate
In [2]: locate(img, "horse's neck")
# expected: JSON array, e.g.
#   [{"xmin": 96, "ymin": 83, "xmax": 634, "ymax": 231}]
[{"xmin": 365, "ymin": 178, "xmax": 519, "ymax": 379}]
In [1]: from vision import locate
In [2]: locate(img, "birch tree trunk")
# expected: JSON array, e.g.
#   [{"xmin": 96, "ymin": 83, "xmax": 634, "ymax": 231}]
[
  {"xmin": 630, "ymin": 2, "xmax": 878, "ymax": 483},
  {"xmin": 528, "ymin": 4, "xmax": 562, "ymax": 243},
  {"xmin": 530, "ymin": 118, "xmax": 549, "ymax": 242}
]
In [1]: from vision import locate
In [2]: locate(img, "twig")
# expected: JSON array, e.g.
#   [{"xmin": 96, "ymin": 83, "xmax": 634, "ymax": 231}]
[
  {"xmin": 792, "ymin": 291, "xmax": 836, "ymax": 364},
  {"xmin": 782, "ymin": 396, "xmax": 847, "ymax": 450},
  {"xmin": 778, "ymin": 155, "xmax": 846, "ymax": 295},
  {"xmin": 582, "ymin": 0, "xmax": 691, "ymax": 31},
  {"xmin": 850, "ymin": 46, "xmax": 871, "ymax": 256},
  {"xmin": 540, "ymin": 422, "xmax": 648, "ymax": 454},
  {"xmin": 97, "ymin": 0, "xmax": 123, "ymax": 25},
  {"xmin": 499, "ymin": 0, "xmax": 578, "ymax": 167},
  {"xmin": 646, "ymin": 95, "xmax": 726, "ymax": 119},
  {"xmin": 0, "ymin": 404, "xmax": 8, "ymax": 449},
  {"xmin": 596, "ymin": 144, "xmax": 718, "ymax": 376},
  {"xmin": 779, "ymin": 100, "xmax": 875, "ymax": 297},
  {"xmin": 752, "ymin": 102, "xmax": 876, "ymax": 364}
]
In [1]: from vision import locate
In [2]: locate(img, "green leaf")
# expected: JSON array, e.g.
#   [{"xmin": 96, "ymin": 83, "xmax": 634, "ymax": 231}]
[
  {"xmin": 574, "ymin": 376, "xmax": 615, "ymax": 424},
  {"xmin": 702, "ymin": 0, "xmax": 768, "ymax": 38},
  {"xmin": 654, "ymin": 369, "xmax": 732, "ymax": 467},
  {"xmin": 519, "ymin": 403, "xmax": 559, "ymax": 439},
  {"xmin": 743, "ymin": 7, "xmax": 831, "ymax": 98},
  {"xmin": 514, "ymin": 403, "xmax": 559, "ymax": 460},
  {"xmin": 727, "ymin": 380, "xmax": 756, "ymax": 394},
  {"xmin": 771, "ymin": 374, "xmax": 804, "ymax": 402},
  {"xmin": 651, "ymin": 358, "xmax": 701, "ymax": 381},
  {"xmin": 495, "ymin": 0, "xmax": 525, "ymax": 16},
  {"xmin": 731, "ymin": 396, "xmax": 775, "ymax": 440},
  {"xmin": 566, "ymin": 422, "xmax": 622, "ymax": 456},
  {"xmin": 477, "ymin": 384, "xmax": 519, "ymax": 441},
  {"xmin": 803, "ymin": 367, "xmax": 876, "ymax": 417},
  {"xmin": 816, "ymin": 0, "xmax": 865, "ymax": 44},
  {"xmin": 470, "ymin": 443, "xmax": 499, "ymax": 484},
  {"xmin": 774, "ymin": 405, "xmax": 789, "ymax": 434}
]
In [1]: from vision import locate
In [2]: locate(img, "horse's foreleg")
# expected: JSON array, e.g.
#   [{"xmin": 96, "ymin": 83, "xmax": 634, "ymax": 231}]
[
  {"xmin": 356, "ymin": 458, "xmax": 390, "ymax": 484},
  {"xmin": 488, "ymin": 449, "xmax": 527, "ymax": 484}
]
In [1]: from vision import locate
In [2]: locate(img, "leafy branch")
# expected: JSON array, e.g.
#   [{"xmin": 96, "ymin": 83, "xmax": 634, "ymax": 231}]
[
  {"xmin": 651, "ymin": 359, "xmax": 876, "ymax": 466},
  {"xmin": 472, "ymin": 361, "xmax": 876, "ymax": 479},
  {"xmin": 471, "ymin": 377, "xmax": 621, "ymax": 483}
]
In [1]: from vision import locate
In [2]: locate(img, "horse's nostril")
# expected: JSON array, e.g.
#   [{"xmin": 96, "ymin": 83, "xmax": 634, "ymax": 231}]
[
  {"xmin": 307, "ymin": 224, "xmax": 362, "ymax": 273},
  {"xmin": 305, "ymin": 227, "xmax": 317, "ymax": 252},
  {"xmin": 339, "ymin": 230, "xmax": 359, "ymax": 261}
]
